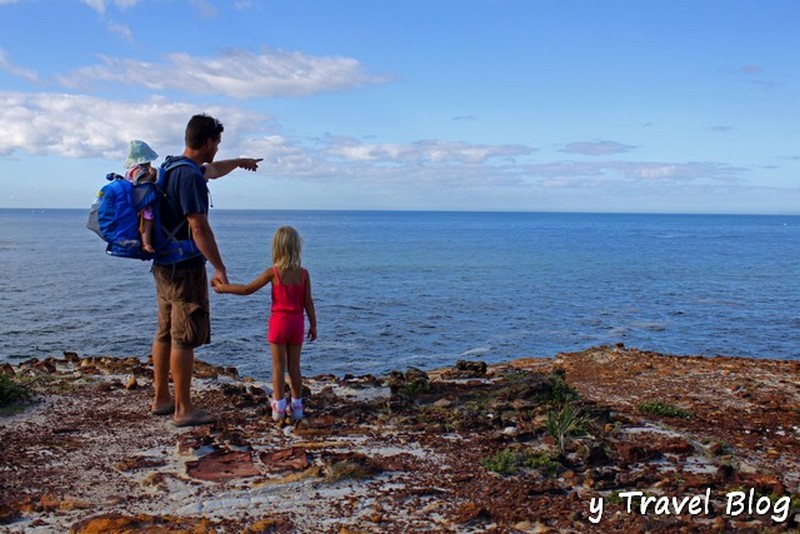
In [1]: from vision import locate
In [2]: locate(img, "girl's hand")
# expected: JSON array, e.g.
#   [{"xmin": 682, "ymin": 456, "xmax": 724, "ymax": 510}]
[
  {"xmin": 307, "ymin": 326, "xmax": 317, "ymax": 341},
  {"xmin": 211, "ymin": 279, "xmax": 226, "ymax": 294}
]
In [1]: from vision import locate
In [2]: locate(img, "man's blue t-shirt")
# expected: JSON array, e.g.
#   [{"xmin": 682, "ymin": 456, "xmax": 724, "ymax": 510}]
[{"xmin": 160, "ymin": 155, "xmax": 208, "ymax": 266}]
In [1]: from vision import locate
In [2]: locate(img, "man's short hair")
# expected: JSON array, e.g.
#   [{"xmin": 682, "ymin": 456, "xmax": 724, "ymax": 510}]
[{"xmin": 185, "ymin": 114, "xmax": 224, "ymax": 149}]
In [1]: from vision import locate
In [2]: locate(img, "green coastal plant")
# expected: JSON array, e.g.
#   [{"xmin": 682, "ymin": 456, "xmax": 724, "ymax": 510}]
[
  {"xmin": 16, "ymin": 370, "xmax": 88, "ymax": 395},
  {"xmin": 638, "ymin": 400, "xmax": 690, "ymax": 418},
  {"xmin": 0, "ymin": 373, "xmax": 30, "ymax": 409},
  {"xmin": 546, "ymin": 402, "xmax": 593, "ymax": 453},
  {"xmin": 547, "ymin": 371, "xmax": 578, "ymax": 406},
  {"xmin": 480, "ymin": 447, "xmax": 519, "ymax": 475},
  {"xmin": 400, "ymin": 380, "xmax": 432, "ymax": 396},
  {"xmin": 481, "ymin": 447, "xmax": 560, "ymax": 477},
  {"xmin": 523, "ymin": 450, "xmax": 561, "ymax": 477}
]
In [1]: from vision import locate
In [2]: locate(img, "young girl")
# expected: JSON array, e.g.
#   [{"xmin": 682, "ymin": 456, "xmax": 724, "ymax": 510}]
[{"xmin": 213, "ymin": 226, "xmax": 317, "ymax": 422}]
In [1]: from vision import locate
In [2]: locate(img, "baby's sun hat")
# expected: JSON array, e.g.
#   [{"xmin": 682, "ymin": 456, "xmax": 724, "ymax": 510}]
[{"xmin": 124, "ymin": 140, "xmax": 158, "ymax": 169}]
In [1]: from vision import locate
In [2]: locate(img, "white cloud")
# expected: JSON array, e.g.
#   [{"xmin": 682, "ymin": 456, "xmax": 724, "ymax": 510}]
[
  {"xmin": 189, "ymin": 0, "xmax": 217, "ymax": 18},
  {"xmin": 235, "ymin": 134, "xmax": 537, "ymax": 189},
  {"xmin": 635, "ymin": 164, "xmax": 680, "ymax": 179},
  {"xmin": 82, "ymin": 0, "xmax": 106, "ymax": 13},
  {"xmin": 81, "ymin": 0, "xmax": 140, "ymax": 14},
  {"xmin": 0, "ymin": 91, "xmax": 267, "ymax": 159},
  {"xmin": 59, "ymin": 49, "xmax": 390, "ymax": 98},
  {"xmin": 527, "ymin": 160, "xmax": 743, "ymax": 186},
  {"xmin": 0, "ymin": 91, "xmax": 747, "ymax": 200},
  {"xmin": 324, "ymin": 138, "xmax": 534, "ymax": 164},
  {"xmin": 622, "ymin": 161, "xmax": 743, "ymax": 183},
  {"xmin": 81, "ymin": 0, "xmax": 135, "ymax": 42},
  {"xmin": 560, "ymin": 140, "xmax": 637, "ymax": 156},
  {"xmin": 0, "ymin": 49, "xmax": 39, "ymax": 82},
  {"xmin": 82, "ymin": 0, "xmax": 216, "ymax": 23},
  {"xmin": 106, "ymin": 19, "xmax": 133, "ymax": 42}
]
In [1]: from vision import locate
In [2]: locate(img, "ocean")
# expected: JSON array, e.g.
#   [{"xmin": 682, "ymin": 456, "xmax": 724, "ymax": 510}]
[{"xmin": 1, "ymin": 209, "xmax": 798, "ymax": 381}]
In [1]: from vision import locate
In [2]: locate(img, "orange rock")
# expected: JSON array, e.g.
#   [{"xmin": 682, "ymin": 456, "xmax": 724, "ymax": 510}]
[
  {"xmin": 260, "ymin": 447, "xmax": 311, "ymax": 472},
  {"xmin": 453, "ymin": 501, "xmax": 490, "ymax": 524},
  {"xmin": 59, "ymin": 498, "xmax": 91, "ymax": 511},
  {"xmin": 72, "ymin": 513, "xmax": 217, "ymax": 534},
  {"xmin": 243, "ymin": 517, "xmax": 295, "ymax": 533},
  {"xmin": 39, "ymin": 494, "xmax": 60, "ymax": 512},
  {"xmin": 72, "ymin": 513, "xmax": 147, "ymax": 534},
  {"xmin": 186, "ymin": 450, "xmax": 260, "ymax": 482}
]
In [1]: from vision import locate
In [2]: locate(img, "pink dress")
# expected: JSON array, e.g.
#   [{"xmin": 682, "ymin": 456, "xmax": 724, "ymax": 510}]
[{"xmin": 268, "ymin": 268, "xmax": 307, "ymax": 345}]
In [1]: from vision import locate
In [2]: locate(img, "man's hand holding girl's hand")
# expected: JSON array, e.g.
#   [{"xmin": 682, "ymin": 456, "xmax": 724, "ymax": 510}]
[{"xmin": 211, "ymin": 277, "xmax": 226, "ymax": 294}]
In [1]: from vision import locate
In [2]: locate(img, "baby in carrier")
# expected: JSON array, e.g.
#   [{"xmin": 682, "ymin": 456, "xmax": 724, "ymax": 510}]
[{"xmin": 124, "ymin": 140, "xmax": 159, "ymax": 253}]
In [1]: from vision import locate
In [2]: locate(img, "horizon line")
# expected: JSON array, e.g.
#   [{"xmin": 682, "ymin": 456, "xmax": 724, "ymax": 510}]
[{"xmin": 2, "ymin": 206, "xmax": 799, "ymax": 217}]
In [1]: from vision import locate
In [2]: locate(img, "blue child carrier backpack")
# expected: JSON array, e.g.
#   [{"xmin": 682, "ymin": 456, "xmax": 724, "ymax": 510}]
[{"xmin": 87, "ymin": 159, "xmax": 202, "ymax": 263}]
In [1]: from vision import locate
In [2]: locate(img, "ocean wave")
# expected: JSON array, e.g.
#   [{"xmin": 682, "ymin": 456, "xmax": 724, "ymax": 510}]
[{"xmin": 460, "ymin": 346, "xmax": 491, "ymax": 357}]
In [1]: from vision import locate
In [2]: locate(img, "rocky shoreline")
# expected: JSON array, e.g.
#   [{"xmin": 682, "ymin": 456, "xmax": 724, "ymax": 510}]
[{"xmin": 1, "ymin": 345, "xmax": 799, "ymax": 532}]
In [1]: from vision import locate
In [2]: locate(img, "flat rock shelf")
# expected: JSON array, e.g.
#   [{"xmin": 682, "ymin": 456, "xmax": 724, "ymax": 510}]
[{"xmin": 1, "ymin": 344, "xmax": 798, "ymax": 532}]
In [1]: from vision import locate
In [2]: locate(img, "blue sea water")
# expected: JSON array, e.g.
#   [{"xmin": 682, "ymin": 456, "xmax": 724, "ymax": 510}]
[{"xmin": 1, "ymin": 208, "xmax": 798, "ymax": 381}]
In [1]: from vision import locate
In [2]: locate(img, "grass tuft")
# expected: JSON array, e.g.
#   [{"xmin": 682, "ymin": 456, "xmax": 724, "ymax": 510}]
[
  {"xmin": 547, "ymin": 371, "xmax": 578, "ymax": 406},
  {"xmin": 638, "ymin": 400, "xmax": 690, "ymax": 418},
  {"xmin": 481, "ymin": 447, "xmax": 560, "ymax": 477},
  {"xmin": 546, "ymin": 403, "xmax": 593, "ymax": 453},
  {"xmin": 0, "ymin": 373, "xmax": 31, "ymax": 410}
]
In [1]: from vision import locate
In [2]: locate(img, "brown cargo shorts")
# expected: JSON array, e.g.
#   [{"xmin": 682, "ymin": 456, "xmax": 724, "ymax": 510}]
[{"xmin": 153, "ymin": 263, "xmax": 211, "ymax": 349}]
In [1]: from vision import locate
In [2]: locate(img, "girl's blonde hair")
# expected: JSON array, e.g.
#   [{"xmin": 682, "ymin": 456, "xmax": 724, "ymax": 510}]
[{"xmin": 272, "ymin": 226, "xmax": 302, "ymax": 270}]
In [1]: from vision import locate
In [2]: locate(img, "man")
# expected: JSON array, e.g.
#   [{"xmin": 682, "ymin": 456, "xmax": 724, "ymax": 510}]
[{"xmin": 150, "ymin": 113, "xmax": 261, "ymax": 427}]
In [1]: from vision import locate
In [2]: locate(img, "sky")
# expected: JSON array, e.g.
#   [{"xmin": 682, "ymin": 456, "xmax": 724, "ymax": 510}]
[{"xmin": 0, "ymin": 0, "xmax": 798, "ymax": 213}]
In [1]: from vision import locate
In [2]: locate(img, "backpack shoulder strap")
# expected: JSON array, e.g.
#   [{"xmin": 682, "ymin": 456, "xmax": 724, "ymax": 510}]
[
  {"xmin": 156, "ymin": 158, "xmax": 200, "ymax": 188},
  {"xmin": 156, "ymin": 158, "xmax": 203, "ymax": 215},
  {"xmin": 152, "ymin": 158, "xmax": 207, "ymax": 265}
]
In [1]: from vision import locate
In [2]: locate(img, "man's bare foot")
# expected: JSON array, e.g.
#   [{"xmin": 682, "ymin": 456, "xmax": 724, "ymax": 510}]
[
  {"xmin": 172, "ymin": 409, "xmax": 214, "ymax": 427},
  {"xmin": 151, "ymin": 401, "xmax": 174, "ymax": 416}
]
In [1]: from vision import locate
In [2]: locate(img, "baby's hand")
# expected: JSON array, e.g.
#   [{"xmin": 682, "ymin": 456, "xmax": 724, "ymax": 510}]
[{"xmin": 211, "ymin": 279, "xmax": 225, "ymax": 293}]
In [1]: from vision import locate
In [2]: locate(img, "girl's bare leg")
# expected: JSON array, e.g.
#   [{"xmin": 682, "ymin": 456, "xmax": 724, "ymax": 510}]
[
  {"xmin": 270, "ymin": 343, "xmax": 287, "ymax": 400},
  {"xmin": 286, "ymin": 344, "xmax": 303, "ymax": 400}
]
